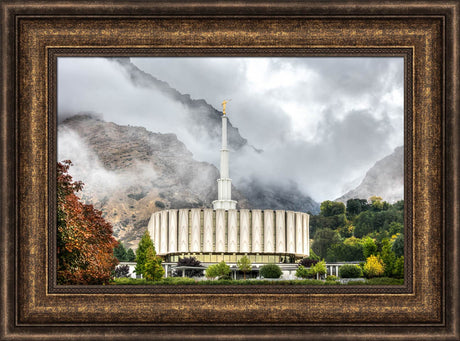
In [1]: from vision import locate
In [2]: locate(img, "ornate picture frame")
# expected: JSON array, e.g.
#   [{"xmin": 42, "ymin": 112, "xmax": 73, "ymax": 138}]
[{"xmin": 1, "ymin": 1, "xmax": 458, "ymax": 339}]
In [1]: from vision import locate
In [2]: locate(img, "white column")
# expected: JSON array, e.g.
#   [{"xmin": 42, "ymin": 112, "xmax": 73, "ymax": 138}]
[
  {"xmin": 221, "ymin": 115, "xmax": 229, "ymax": 176},
  {"xmin": 203, "ymin": 209, "xmax": 214, "ymax": 252},
  {"xmin": 215, "ymin": 209, "xmax": 226, "ymax": 252},
  {"xmin": 286, "ymin": 211, "xmax": 295, "ymax": 254},
  {"xmin": 154, "ymin": 212, "xmax": 161, "ymax": 253},
  {"xmin": 239, "ymin": 209, "xmax": 250, "ymax": 253},
  {"xmin": 275, "ymin": 210, "xmax": 286, "ymax": 253},
  {"xmin": 178, "ymin": 209, "xmax": 189, "ymax": 252},
  {"xmin": 252, "ymin": 210, "xmax": 262, "ymax": 252},
  {"xmin": 160, "ymin": 210, "xmax": 168, "ymax": 255},
  {"xmin": 263, "ymin": 210, "xmax": 275, "ymax": 253},
  {"xmin": 295, "ymin": 212, "xmax": 303, "ymax": 255},
  {"xmin": 190, "ymin": 209, "xmax": 201, "ymax": 253},
  {"xmin": 227, "ymin": 209, "xmax": 238, "ymax": 252},
  {"xmin": 212, "ymin": 114, "xmax": 237, "ymax": 210},
  {"xmin": 168, "ymin": 210, "xmax": 177, "ymax": 253},
  {"xmin": 303, "ymin": 213, "xmax": 309, "ymax": 256},
  {"xmin": 147, "ymin": 213, "xmax": 155, "ymax": 244}
]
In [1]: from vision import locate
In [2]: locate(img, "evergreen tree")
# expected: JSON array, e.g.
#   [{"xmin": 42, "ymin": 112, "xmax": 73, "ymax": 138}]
[
  {"xmin": 144, "ymin": 245, "xmax": 164, "ymax": 281},
  {"xmin": 380, "ymin": 238, "xmax": 396, "ymax": 277},
  {"xmin": 392, "ymin": 233, "xmax": 404, "ymax": 258},
  {"xmin": 114, "ymin": 241, "xmax": 128, "ymax": 262},
  {"xmin": 135, "ymin": 230, "xmax": 155, "ymax": 277},
  {"xmin": 312, "ymin": 228, "xmax": 341, "ymax": 259},
  {"xmin": 126, "ymin": 248, "xmax": 136, "ymax": 262}
]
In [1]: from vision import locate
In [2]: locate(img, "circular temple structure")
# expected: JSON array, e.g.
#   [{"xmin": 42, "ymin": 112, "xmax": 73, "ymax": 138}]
[{"xmin": 148, "ymin": 208, "xmax": 310, "ymax": 266}]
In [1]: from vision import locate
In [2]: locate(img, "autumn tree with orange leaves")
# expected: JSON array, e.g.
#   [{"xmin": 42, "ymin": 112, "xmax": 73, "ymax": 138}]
[{"xmin": 57, "ymin": 160, "xmax": 119, "ymax": 284}]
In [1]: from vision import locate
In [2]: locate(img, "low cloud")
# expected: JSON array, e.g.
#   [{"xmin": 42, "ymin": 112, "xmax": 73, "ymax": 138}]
[
  {"xmin": 58, "ymin": 127, "xmax": 158, "ymax": 198},
  {"xmin": 58, "ymin": 57, "xmax": 403, "ymax": 202}
]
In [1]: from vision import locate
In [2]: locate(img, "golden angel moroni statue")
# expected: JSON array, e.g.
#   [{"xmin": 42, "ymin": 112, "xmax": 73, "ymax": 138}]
[{"xmin": 222, "ymin": 100, "xmax": 228, "ymax": 115}]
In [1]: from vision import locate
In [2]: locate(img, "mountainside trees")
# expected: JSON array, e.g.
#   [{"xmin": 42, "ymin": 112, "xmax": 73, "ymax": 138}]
[
  {"xmin": 57, "ymin": 161, "xmax": 119, "ymax": 284},
  {"xmin": 307, "ymin": 197, "xmax": 404, "ymax": 280}
]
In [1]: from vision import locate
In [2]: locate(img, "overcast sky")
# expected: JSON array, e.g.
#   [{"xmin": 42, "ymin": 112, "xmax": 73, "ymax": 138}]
[{"xmin": 58, "ymin": 57, "xmax": 403, "ymax": 202}]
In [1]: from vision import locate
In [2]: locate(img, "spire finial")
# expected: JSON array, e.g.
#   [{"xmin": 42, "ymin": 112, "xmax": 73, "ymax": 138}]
[
  {"xmin": 222, "ymin": 99, "xmax": 231, "ymax": 115},
  {"xmin": 222, "ymin": 100, "xmax": 228, "ymax": 115}
]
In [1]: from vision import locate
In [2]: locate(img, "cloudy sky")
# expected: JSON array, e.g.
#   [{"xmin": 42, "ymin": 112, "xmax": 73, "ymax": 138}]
[{"xmin": 58, "ymin": 57, "xmax": 403, "ymax": 202}]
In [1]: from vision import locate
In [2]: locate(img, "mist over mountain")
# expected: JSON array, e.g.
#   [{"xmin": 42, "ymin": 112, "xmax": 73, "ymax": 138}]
[
  {"xmin": 113, "ymin": 58, "xmax": 258, "ymax": 153},
  {"xmin": 58, "ymin": 114, "xmax": 319, "ymax": 249},
  {"xmin": 237, "ymin": 177, "xmax": 319, "ymax": 214},
  {"xmin": 58, "ymin": 57, "xmax": 403, "ymax": 202},
  {"xmin": 335, "ymin": 146, "xmax": 404, "ymax": 204}
]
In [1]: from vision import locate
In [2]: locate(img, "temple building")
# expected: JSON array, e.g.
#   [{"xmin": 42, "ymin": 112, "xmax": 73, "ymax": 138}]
[{"xmin": 147, "ymin": 101, "xmax": 310, "ymax": 279}]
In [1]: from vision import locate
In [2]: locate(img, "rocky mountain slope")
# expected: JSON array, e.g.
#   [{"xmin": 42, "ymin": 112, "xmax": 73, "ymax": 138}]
[
  {"xmin": 335, "ymin": 146, "xmax": 404, "ymax": 203},
  {"xmin": 59, "ymin": 114, "xmax": 319, "ymax": 249},
  {"xmin": 113, "ymin": 58, "xmax": 257, "ymax": 152}
]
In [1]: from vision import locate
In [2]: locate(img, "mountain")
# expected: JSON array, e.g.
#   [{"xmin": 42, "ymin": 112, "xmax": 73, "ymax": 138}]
[
  {"xmin": 237, "ymin": 177, "xmax": 319, "ymax": 214},
  {"xmin": 58, "ymin": 114, "xmax": 318, "ymax": 249},
  {"xmin": 112, "ymin": 58, "xmax": 259, "ymax": 153},
  {"xmin": 335, "ymin": 146, "xmax": 404, "ymax": 203}
]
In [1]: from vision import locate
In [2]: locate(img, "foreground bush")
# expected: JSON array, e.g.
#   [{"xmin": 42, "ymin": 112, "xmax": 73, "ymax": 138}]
[
  {"xmin": 260, "ymin": 264, "xmax": 282, "ymax": 278},
  {"xmin": 346, "ymin": 277, "xmax": 404, "ymax": 285},
  {"xmin": 173, "ymin": 257, "xmax": 204, "ymax": 277},
  {"xmin": 114, "ymin": 265, "xmax": 130, "ymax": 278},
  {"xmin": 309, "ymin": 260, "xmax": 327, "ymax": 279},
  {"xmin": 363, "ymin": 255, "xmax": 385, "ymax": 278},
  {"xmin": 339, "ymin": 264, "xmax": 363, "ymax": 278},
  {"xmin": 111, "ymin": 277, "xmax": 402, "ymax": 285},
  {"xmin": 295, "ymin": 265, "xmax": 311, "ymax": 279},
  {"xmin": 325, "ymin": 275, "xmax": 338, "ymax": 281},
  {"xmin": 205, "ymin": 260, "xmax": 231, "ymax": 279},
  {"xmin": 112, "ymin": 277, "xmax": 196, "ymax": 285}
]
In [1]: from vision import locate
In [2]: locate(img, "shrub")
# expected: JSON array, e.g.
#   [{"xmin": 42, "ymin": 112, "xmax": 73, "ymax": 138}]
[
  {"xmin": 299, "ymin": 257, "xmax": 319, "ymax": 268},
  {"xmin": 295, "ymin": 265, "xmax": 311, "ymax": 279},
  {"xmin": 326, "ymin": 275, "xmax": 338, "ymax": 281},
  {"xmin": 339, "ymin": 264, "xmax": 363, "ymax": 278},
  {"xmin": 309, "ymin": 260, "xmax": 327, "ymax": 279},
  {"xmin": 205, "ymin": 261, "xmax": 231, "ymax": 280},
  {"xmin": 173, "ymin": 257, "xmax": 204, "ymax": 277},
  {"xmin": 392, "ymin": 256, "xmax": 404, "ymax": 279},
  {"xmin": 161, "ymin": 277, "xmax": 196, "ymax": 285},
  {"xmin": 259, "ymin": 264, "xmax": 282, "ymax": 279},
  {"xmin": 347, "ymin": 277, "xmax": 404, "ymax": 285},
  {"xmin": 114, "ymin": 264, "xmax": 130, "ymax": 278},
  {"xmin": 363, "ymin": 255, "xmax": 385, "ymax": 278}
]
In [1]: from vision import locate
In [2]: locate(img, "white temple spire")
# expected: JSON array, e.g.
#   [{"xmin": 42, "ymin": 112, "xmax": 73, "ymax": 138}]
[{"xmin": 213, "ymin": 100, "xmax": 237, "ymax": 210}]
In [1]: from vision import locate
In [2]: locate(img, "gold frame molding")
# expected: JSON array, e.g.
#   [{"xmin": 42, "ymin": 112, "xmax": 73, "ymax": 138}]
[{"xmin": 1, "ymin": 1, "xmax": 458, "ymax": 340}]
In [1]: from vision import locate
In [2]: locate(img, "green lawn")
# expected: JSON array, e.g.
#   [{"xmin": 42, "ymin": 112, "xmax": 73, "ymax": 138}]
[{"xmin": 111, "ymin": 277, "xmax": 404, "ymax": 285}]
